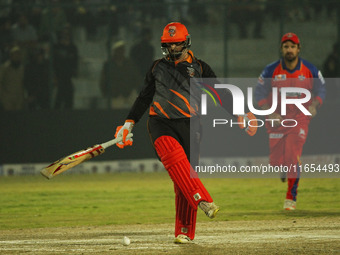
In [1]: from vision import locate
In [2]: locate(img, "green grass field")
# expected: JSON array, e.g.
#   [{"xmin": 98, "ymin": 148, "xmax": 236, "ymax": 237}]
[{"xmin": 0, "ymin": 172, "xmax": 339, "ymax": 230}]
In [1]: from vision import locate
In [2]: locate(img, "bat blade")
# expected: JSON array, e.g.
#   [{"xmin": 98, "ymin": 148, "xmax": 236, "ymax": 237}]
[
  {"xmin": 40, "ymin": 145, "xmax": 105, "ymax": 179},
  {"xmin": 40, "ymin": 134, "xmax": 131, "ymax": 179}
]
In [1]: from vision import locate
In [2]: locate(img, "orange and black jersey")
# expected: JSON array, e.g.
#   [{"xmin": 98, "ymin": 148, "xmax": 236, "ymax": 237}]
[{"xmin": 127, "ymin": 51, "xmax": 234, "ymax": 123}]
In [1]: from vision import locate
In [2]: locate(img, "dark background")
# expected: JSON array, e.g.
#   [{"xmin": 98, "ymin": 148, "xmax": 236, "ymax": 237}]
[{"xmin": 1, "ymin": 99, "xmax": 338, "ymax": 164}]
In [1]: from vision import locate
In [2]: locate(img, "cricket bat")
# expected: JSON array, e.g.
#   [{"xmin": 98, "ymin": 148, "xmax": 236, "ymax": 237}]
[{"xmin": 40, "ymin": 134, "xmax": 133, "ymax": 179}]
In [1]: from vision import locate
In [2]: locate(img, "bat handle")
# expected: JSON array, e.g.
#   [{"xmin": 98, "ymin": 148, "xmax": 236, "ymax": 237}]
[{"xmin": 101, "ymin": 133, "xmax": 133, "ymax": 149}]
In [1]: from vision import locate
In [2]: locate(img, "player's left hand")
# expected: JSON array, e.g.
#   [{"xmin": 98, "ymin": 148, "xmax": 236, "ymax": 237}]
[
  {"xmin": 237, "ymin": 112, "xmax": 258, "ymax": 136},
  {"xmin": 115, "ymin": 120, "xmax": 134, "ymax": 148},
  {"xmin": 308, "ymin": 105, "xmax": 317, "ymax": 118}
]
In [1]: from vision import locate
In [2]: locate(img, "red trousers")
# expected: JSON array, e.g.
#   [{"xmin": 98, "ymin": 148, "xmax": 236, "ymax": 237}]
[
  {"xmin": 269, "ymin": 123, "xmax": 308, "ymax": 201},
  {"xmin": 148, "ymin": 117, "xmax": 213, "ymax": 240}
]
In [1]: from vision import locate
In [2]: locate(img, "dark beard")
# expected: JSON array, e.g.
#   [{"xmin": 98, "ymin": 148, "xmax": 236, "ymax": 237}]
[
  {"xmin": 284, "ymin": 53, "xmax": 297, "ymax": 63},
  {"xmin": 168, "ymin": 51, "xmax": 183, "ymax": 61}
]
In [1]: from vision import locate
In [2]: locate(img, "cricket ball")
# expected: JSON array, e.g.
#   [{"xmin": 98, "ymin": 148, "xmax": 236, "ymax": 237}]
[{"xmin": 123, "ymin": 236, "xmax": 130, "ymax": 246}]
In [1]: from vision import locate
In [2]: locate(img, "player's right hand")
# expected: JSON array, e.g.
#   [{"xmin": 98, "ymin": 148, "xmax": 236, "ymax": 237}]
[
  {"xmin": 115, "ymin": 120, "xmax": 134, "ymax": 148},
  {"xmin": 237, "ymin": 112, "xmax": 258, "ymax": 136}
]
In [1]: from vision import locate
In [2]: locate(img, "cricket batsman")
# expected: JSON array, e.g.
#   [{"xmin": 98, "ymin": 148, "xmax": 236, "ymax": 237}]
[
  {"xmin": 115, "ymin": 22, "xmax": 257, "ymax": 243},
  {"xmin": 255, "ymin": 33, "xmax": 326, "ymax": 210}
]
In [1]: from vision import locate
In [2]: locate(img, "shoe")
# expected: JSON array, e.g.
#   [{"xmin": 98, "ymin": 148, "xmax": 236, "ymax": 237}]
[
  {"xmin": 280, "ymin": 172, "xmax": 287, "ymax": 182},
  {"xmin": 198, "ymin": 201, "xmax": 220, "ymax": 219},
  {"xmin": 283, "ymin": 199, "xmax": 296, "ymax": 210},
  {"xmin": 174, "ymin": 234, "xmax": 192, "ymax": 244}
]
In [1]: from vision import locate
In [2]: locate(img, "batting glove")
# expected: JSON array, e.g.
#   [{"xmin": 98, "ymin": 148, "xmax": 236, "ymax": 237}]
[
  {"xmin": 115, "ymin": 120, "xmax": 134, "ymax": 148},
  {"xmin": 237, "ymin": 112, "xmax": 258, "ymax": 136}
]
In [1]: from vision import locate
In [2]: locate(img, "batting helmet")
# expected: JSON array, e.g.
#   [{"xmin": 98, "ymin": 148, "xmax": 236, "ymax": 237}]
[
  {"xmin": 160, "ymin": 22, "xmax": 191, "ymax": 61},
  {"xmin": 161, "ymin": 22, "xmax": 190, "ymax": 43}
]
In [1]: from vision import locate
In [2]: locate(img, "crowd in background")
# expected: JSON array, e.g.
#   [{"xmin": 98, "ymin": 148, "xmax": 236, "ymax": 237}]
[{"xmin": 0, "ymin": 0, "xmax": 339, "ymax": 111}]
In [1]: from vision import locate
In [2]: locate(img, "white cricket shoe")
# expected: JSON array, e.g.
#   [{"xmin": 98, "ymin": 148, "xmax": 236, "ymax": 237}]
[
  {"xmin": 198, "ymin": 201, "xmax": 220, "ymax": 219},
  {"xmin": 283, "ymin": 199, "xmax": 296, "ymax": 210},
  {"xmin": 174, "ymin": 234, "xmax": 192, "ymax": 244}
]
